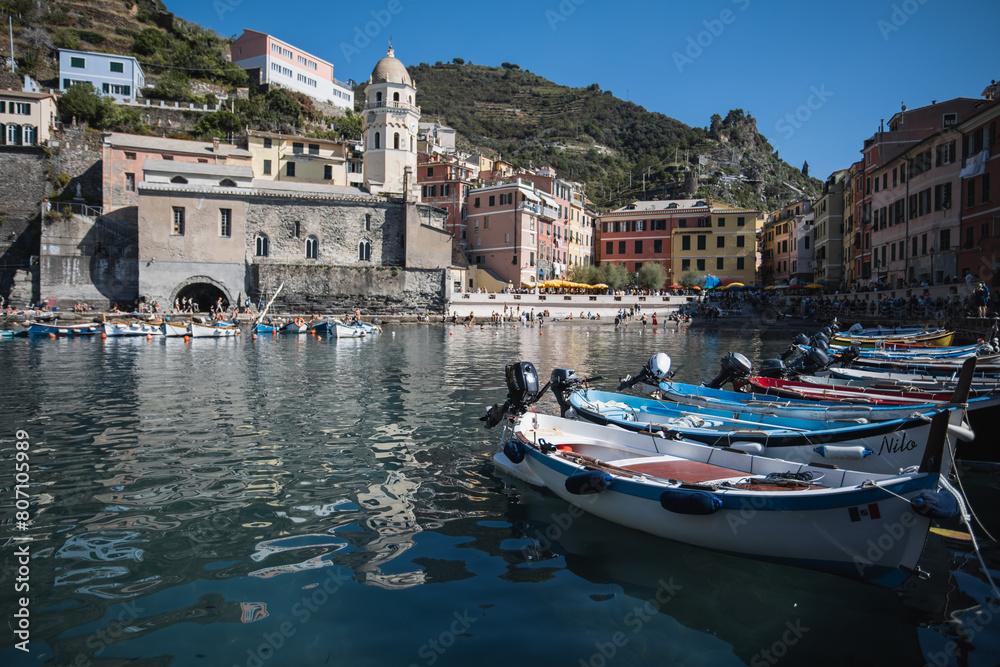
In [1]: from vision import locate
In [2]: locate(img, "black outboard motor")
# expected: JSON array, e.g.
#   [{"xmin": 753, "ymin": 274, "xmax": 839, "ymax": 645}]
[
  {"xmin": 705, "ymin": 352, "xmax": 752, "ymax": 389},
  {"xmin": 833, "ymin": 345, "xmax": 861, "ymax": 366},
  {"xmin": 790, "ymin": 348, "xmax": 830, "ymax": 375},
  {"xmin": 618, "ymin": 353, "xmax": 673, "ymax": 391},
  {"xmin": 481, "ymin": 361, "xmax": 547, "ymax": 429},
  {"xmin": 550, "ymin": 368, "xmax": 603, "ymax": 417},
  {"xmin": 793, "ymin": 333, "xmax": 810, "ymax": 346},
  {"xmin": 811, "ymin": 332, "xmax": 830, "ymax": 347},
  {"xmin": 811, "ymin": 338, "xmax": 830, "ymax": 353},
  {"xmin": 758, "ymin": 358, "xmax": 791, "ymax": 379}
]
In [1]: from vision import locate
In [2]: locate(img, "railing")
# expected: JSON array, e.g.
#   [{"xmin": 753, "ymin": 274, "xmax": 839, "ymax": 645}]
[
  {"xmin": 51, "ymin": 202, "xmax": 103, "ymax": 217},
  {"xmin": 363, "ymin": 101, "xmax": 420, "ymax": 114}
]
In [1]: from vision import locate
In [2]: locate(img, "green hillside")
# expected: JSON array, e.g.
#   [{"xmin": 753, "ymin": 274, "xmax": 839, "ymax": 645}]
[{"xmin": 397, "ymin": 61, "xmax": 822, "ymax": 211}]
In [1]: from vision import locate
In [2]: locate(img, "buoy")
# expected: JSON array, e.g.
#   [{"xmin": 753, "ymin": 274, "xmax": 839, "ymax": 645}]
[
  {"xmin": 272, "ymin": 330, "xmax": 277, "ymax": 337},
  {"xmin": 101, "ymin": 332, "xmax": 107, "ymax": 339},
  {"xmin": 146, "ymin": 334, "xmax": 152, "ymax": 340},
  {"xmin": 49, "ymin": 333, "xmax": 56, "ymax": 339},
  {"xmin": 449, "ymin": 331, "xmax": 453, "ymax": 336},
  {"xmin": 540, "ymin": 331, "xmax": 543, "ymax": 336},
  {"xmin": 252, "ymin": 333, "xmax": 258, "ymax": 340},
  {"xmin": 184, "ymin": 335, "xmax": 190, "ymax": 343}
]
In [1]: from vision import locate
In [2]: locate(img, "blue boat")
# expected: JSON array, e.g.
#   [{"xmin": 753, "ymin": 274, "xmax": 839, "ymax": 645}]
[
  {"xmin": 28, "ymin": 322, "xmax": 100, "ymax": 337},
  {"xmin": 310, "ymin": 320, "xmax": 332, "ymax": 334}
]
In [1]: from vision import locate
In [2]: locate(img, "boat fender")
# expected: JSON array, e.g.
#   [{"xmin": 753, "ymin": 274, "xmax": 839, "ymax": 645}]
[
  {"xmin": 947, "ymin": 423, "xmax": 976, "ymax": 443},
  {"xmin": 659, "ymin": 488, "xmax": 722, "ymax": 515},
  {"xmin": 910, "ymin": 490, "xmax": 960, "ymax": 519},
  {"xmin": 729, "ymin": 442, "xmax": 764, "ymax": 455},
  {"xmin": 812, "ymin": 445, "xmax": 873, "ymax": 460},
  {"xmin": 503, "ymin": 440, "xmax": 525, "ymax": 464},
  {"xmin": 565, "ymin": 470, "xmax": 613, "ymax": 495},
  {"xmin": 564, "ymin": 407, "xmax": 577, "ymax": 420}
]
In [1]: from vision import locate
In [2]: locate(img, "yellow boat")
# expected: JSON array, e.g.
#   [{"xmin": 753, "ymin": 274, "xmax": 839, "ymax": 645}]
[{"xmin": 832, "ymin": 330, "xmax": 955, "ymax": 347}]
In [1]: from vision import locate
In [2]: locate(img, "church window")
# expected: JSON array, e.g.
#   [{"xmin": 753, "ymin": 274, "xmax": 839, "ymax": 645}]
[
  {"xmin": 393, "ymin": 132, "xmax": 400, "ymax": 149},
  {"xmin": 374, "ymin": 132, "xmax": 380, "ymax": 149}
]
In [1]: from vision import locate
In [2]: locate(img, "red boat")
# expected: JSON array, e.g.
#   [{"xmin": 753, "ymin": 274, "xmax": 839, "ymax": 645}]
[{"xmin": 742, "ymin": 376, "xmax": 984, "ymax": 405}]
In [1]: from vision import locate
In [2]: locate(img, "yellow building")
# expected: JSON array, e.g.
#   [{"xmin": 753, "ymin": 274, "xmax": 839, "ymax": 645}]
[
  {"xmin": 0, "ymin": 90, "xmax": 56, "ymax": 146},
  {"xmin": 247, "ymin": 130, "xmax": 362, "ymax": 187},
  {"xmin": 668, "ymin": 201, "xmax": 759, "ymax": 286}
]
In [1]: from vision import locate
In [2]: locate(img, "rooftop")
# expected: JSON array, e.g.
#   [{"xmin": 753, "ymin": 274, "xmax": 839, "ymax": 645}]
[{"xmin": 105, "ymin": 132, "xmax": 252, "ymax": 159}]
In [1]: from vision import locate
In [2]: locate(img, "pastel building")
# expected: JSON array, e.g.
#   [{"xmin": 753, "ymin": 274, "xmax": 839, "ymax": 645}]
[
  {"xmin": 230, "ymin": 30, "xmax": 354, "ymax": 110},
  {"xmin": 813, "ymin": 170, "xmax": 847, "ymax": 289},
  {"xmin": 59, "ymin": 49, "xmax": 145, "ymax": 100},
  {"xmin": 247, "ymin": 130, "xmax": 361, "ymax": 187},
  {"xmin": 0, "ymin": 90, "xmax": 56, "ymax": 146},
  {"xmin": 957, "ymin": 93, "xmax": 1000, "ymax": 282}
]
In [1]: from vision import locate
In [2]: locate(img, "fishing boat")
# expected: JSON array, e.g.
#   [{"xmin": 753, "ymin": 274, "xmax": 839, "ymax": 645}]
[
  {"xmin": 828, "ymin": 366, "xmax": 1000, "ymax": 392},
  {"xmin": 161, "ymin": 321, "xmax": 188, "ymax": 337},
  {"xmin": 744, "ymin": 376, "xmax": 989, "ymax": 404},
  {"xmin": 253, "ymin": 322, "xmax": 282, "ymax": 334},
  {"xmin": 281, "ymin": 318, "xmax": 309, "ymax": 334},
  {"xmin": 188, "ymin": 322, "xmax": 240, "ymax": 338},
  {"xmin": 483, "ymin": 362, "xmax": 958, "ymax": 586},
  {"xmin": 832, "ymin": 329, "xmax": 954, "ymax": 347},
  {"xmin": 331, "ymin": 322, "xmax": 366, "ymax": 338},
  {"xmin": 310, "ymin": 320, "xmax": 332, "ymax": 334},
  {"xmin": 28, "ymin": 322, "xmax": 100, "ymax": 337},
  {"xmin": 356, "ymin": 321, "xmax": 382, "ymax": 334},
  {"xmin": 558, "ymin": 385, "xmax": 969, "ymax": 474},
  {"xmin": 102, "ymin": 321, "xmax": 163, "ymax": 337}
]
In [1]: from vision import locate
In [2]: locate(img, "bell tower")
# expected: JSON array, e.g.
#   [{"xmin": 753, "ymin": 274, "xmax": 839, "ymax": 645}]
[{"xmin": 363, "ymin": 47, "xmax": 419, "ymax": 198}]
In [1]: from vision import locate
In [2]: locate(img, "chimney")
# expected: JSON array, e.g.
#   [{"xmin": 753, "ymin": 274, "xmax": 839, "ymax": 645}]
[{"xmin": 213, "ymin": 137, "xmax": 220, "ymax": 153}]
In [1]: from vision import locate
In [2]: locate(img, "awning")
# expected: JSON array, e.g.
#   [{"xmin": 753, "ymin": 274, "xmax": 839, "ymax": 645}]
[{"xmin": 521, "ymin": 189, "xmax": 541, "ymax": 202}]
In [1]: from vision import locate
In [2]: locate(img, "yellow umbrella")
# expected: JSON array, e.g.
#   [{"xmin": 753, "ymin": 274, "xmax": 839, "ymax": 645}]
[
  {"xmin": 805, "ymin": 283, "xmax": 824, "ymax": 289},
  {"xmin": 764, "ymin": 285, "xmax": 777, "ymax": 290},
  {"xmin": 590, "ymin": 283, "xmax": 609, "ymax": 289},
  {"xmin": 725, "ymin": 282, "xmax": 745, "ymax": 289}
]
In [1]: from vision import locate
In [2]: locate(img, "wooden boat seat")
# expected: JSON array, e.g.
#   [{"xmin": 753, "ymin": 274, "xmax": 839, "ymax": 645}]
[{"xmin": 620, "ymin": 458, "xmax": 746, "ymax": 483}]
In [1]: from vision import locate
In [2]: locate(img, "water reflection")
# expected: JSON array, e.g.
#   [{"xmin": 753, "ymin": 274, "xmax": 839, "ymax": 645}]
[{"xmin": 1, "ymin": 323, "xmax": 997, "ymax": 666}]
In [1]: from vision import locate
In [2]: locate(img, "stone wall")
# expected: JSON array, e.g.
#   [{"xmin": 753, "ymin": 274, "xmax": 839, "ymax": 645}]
[
  {"xmin": 246, "ymin": 196, "xmax": 404, "ymax": 267},
  {"xmin": 254, "ymin": 264, "xmax": 448, "ymax": 315},
  {"xmin": 0, "ymin": 148, "xmax": 48, "ymax": 301}
]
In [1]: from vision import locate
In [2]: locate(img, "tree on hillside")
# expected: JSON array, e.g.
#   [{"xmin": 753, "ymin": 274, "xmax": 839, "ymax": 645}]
[
  {"xmin": 452, "ymin": 57, "xmax": 465, "ymax": 65},
  {"xmin": 802, "ymin": 160, "xmax": 809, "ymax": 178},
  {"xmin": 57, "ymin": 83, "xmax": 102, "ymax": 124}
]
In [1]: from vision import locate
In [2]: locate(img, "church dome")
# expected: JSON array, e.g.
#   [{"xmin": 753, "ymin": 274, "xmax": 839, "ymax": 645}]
[{"xmin": 370, "ymin": 47, "xmax": 412, "ymax": 86}]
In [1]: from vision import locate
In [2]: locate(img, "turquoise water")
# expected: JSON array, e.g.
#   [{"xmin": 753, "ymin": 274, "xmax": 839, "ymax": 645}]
[{"xmin": 0, "ymin": 323, "xmax": 997, "ymax": 666}]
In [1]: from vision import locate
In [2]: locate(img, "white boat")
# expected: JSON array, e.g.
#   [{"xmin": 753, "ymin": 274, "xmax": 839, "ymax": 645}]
[
  {"xmin": 102, "ymin": 321, "xmax": 163, "ymax": 337},
  {"xmin": 332, "ymin": 322, "xmax": 366, "ymax": 338},
  {"xmin": 161, "ymin": 321, "xmax": 189, "ymax": 337},
  {"xmin": 188, "ymin": 322, "xmax": 240, "ymax": 338},
  {"xmin": 483, "ymin": 363, "xmax": 958, "ymax": 586}
]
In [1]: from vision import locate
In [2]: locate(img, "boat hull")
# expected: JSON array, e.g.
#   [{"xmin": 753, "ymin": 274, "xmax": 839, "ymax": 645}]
[
  {"xmin": 188, "ymin": 323, "xmax": 240, "ymax": 338},
  {"xmin": 28, "ymin": 323, "xmax": 100, "ymax": 336},
  {"xmin": 332, "ymin": 323, "xmax": 366, "ymax": 338},
  {"xmin": 498, "ymin": 412, "xmax": 938, "ymax": 586},
  {"xmin": 102, "ymin": 322, "xmax": 163, "ymax": 337}
]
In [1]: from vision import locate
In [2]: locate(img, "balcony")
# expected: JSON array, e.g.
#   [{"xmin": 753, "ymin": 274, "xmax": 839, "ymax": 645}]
[
  {"xmin": 363, "ymin": 100, "xmax": 420, "ymax": 114},
  {"xmin": 519, "ymin": 201, "xmax": 559, "ymax": 220}
]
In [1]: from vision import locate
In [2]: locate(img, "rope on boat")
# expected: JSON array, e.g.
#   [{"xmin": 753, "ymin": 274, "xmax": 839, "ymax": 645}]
[
  {"xmin": 945, "ymin": 441, "xmax": 997, "ymax": 544},
  {"xmin": 859, "ymin": 479, "xmax": 912, "ymax": 503},
  {"xmin": 940, "ymin": 475, "xmax": 1000, "ymax": 601}
]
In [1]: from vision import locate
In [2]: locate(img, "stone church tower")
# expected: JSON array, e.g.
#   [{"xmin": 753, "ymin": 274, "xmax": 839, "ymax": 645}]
[{"xmin": 363, "ymin": 47, "xmax": 419, "ymax": 198}]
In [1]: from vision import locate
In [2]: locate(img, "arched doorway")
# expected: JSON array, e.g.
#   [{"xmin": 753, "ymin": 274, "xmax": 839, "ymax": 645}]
[{"xmin": 174, "ymin": 282, "xmax": 229, "ymax": 312}]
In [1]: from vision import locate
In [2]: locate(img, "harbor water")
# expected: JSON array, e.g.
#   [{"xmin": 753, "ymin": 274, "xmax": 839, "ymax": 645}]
[{"xmin": 1, "ymin": 322, "xmax": 998, "ymax": 666}]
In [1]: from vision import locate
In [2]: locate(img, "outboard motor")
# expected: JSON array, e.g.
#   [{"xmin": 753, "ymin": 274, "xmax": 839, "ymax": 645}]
[
  {"xmin": 811, "ymin": 338, "xmax": 830, "ymax": 353},
  {"xmin": 618, "ymin": 353, "xmax": 673, "ymax": 391},
  {"xmin": 790, "ymin": 348, "xmax": 830, "ymax": 375},
  {"xmin": 793, "ymin": 333, "xmax": 810, "ymax": 346},
  {"xmin": 811, "ymin": 332, "xmax": 830, "ymax": 347},
  {"xmin": 705, "ymin": 352, "xmax": 752, "ymax": 389},
  {"xmin": 481, "ymin": 361, "xmax": 548, "ymax": 429},
  {"xmin": 833, "ymin": 345, "xmax": 861, "ymax": 366},
  {"xmin": 821, "ymin": 326, "xmax": 833, "ymax": 337},
  {"xmin": 758, "ymin": 358, "xmax": 791, "ymax": 379}
]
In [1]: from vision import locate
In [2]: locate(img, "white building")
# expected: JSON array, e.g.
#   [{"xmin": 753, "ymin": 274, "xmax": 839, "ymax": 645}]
[
  {"xmin": 230, "ymin": 30, "xmax": 354, "ymax": 111},
  {"xmin": 58, "ymin": 49, "xmax": 145, "ymax": 100}
]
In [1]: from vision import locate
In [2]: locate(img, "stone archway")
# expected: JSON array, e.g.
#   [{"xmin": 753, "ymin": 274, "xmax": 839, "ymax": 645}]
[{"xmin": 170, "ymin": 276, "xmax": 233, "ymax": 313}]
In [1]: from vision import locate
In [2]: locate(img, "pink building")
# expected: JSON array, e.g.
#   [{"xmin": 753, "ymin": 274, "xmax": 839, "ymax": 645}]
[
  {"xmin": 466, "ymin": 179, "xmax": 558, "ymax": 287},
  {"xmin": 102, "ymin": 133, "xmax": 252, "ymax": 222},
  {"xmin": 230, "ymin": 30, "xmax": 353, "ymax": 110}
]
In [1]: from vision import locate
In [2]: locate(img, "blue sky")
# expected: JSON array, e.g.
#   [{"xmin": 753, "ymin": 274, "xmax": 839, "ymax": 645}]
[{"xmin": 170, "ymin": 0, "xmax": 997, "ymax": 182}]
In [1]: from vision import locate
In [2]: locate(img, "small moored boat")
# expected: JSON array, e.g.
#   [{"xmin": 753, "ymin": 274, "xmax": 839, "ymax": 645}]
[{"xmin": 28, "ymin": 322, "xmax": 100, "ymax": 337}]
